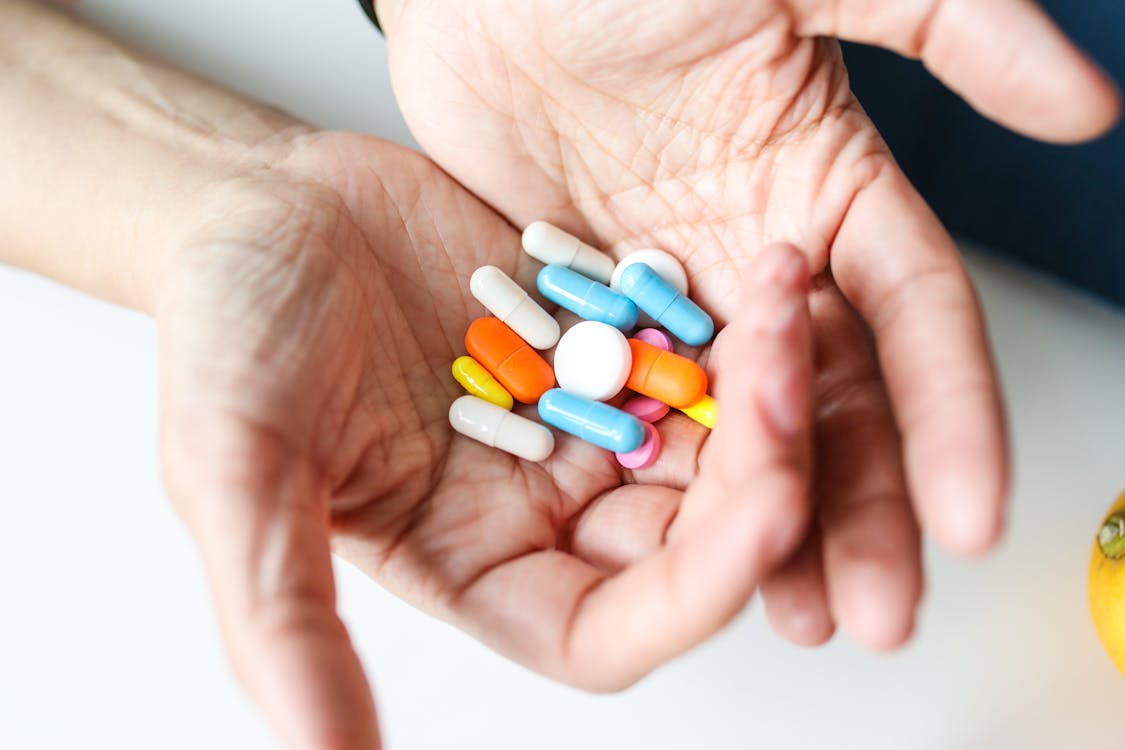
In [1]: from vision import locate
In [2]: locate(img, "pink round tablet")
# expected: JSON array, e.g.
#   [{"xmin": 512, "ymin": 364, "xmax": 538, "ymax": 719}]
[
  {"xmin": 621, "ymin": 395, "xmax": 670, "ymax": 423},
  {"xmin": 615, "ymin": 422, "xmax": 662, "ymax": 469},
  {"xmin": 633, "ymin": 327, "xmax": 673, "ymax": 352}
]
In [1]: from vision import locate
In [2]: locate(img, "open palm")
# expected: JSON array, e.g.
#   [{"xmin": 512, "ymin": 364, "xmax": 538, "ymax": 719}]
[
  {"xmin": 378, "ymin": 0, "xmax": 1121, "ymax": 648},
  {"xmin": 156, "ymin": 133, "xmax": 815, "ymax": 748}
]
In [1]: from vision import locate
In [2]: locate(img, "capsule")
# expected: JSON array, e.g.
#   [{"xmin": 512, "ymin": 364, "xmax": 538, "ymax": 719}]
[
  {"xmin": 522, "ymin": 221, "xmax": 615, "ymax": 284},
  {"xmin": 451, "ymin": 355, "xmax": 514, "ymax": 410},
  {"xmin": 626, "ymin": 338, "xmax": 708, "ymax": 408},
  {"xmin": 679, "ymin": 394, "xmax": 718, "ymax": 429},
  {"xmin": 470, "ymin": 266, "xmax": 559, "ymax": 350},
  {"xmin": 465, "ymin": 318, "xmax": 555, "ymax": 404},
  {"xmin": 618, "ymin": 263, "xmax": 714, "ymax": 346},
  {"xmin": 449, "ymin": 396, "xmax": 555, "ymax": 462},
  {"xmin": 538, "ymin": 389, "xmax": 645, "ymax": 453},
  {"xmin": 610, "ymin": 249, "xmax": 689, "ymax": 296},
  {"xmin": 537, "ymin": 264, "xmax": 638, "ymax": 331}
]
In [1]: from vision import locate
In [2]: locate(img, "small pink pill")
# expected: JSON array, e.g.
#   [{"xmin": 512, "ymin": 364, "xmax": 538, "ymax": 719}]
[
  {"xmin": 633, "ymin": 327, "xmax": 673, "ymax": 352},
  {"xmin": 615, "ymin": 422, "xmax": 662, "ymax": 469},
  {"xmin": 621, "ymin": 395, "xmax": 670, "ymax": 423}
]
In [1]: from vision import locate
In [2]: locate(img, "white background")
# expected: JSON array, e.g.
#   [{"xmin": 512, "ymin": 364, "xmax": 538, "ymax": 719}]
[{"xmin": 2, "ymin": 1, "xmax": 1125, "ymax": 748}]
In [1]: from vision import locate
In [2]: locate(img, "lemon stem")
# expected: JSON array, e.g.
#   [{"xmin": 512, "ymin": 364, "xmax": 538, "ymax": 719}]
[{"xmin": 1099, "ymin": 514, "xmax": 1125, "ymax": 559}]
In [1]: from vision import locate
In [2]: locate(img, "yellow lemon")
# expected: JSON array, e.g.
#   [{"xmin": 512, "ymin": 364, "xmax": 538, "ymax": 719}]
[{"xmin": 1089, "ymin": 490, "xmax": 1125, "ymax": 674}]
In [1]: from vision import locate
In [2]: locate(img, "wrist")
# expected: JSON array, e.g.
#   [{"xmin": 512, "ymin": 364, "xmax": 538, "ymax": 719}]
[{"xmin": 0, "ymin": 0, "xmax": 312, "ymax": 314}]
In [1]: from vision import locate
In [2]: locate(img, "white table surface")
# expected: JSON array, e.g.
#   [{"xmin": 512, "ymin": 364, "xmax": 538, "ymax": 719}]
[{"xmin": 3, "ymin": 1, "xmax": 1125, "ymax": 748}]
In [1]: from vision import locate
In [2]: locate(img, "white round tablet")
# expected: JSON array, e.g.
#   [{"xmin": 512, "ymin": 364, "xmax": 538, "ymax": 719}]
[
  {"xmin": 554, "ymin": 321, "xmax": 632, "ymax": 402},
  {"xmin": 610, "ymin": 248, "xmax": 689, "ymax": 296}
]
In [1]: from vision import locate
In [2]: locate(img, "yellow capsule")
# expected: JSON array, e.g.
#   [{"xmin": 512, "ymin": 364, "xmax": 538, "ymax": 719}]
[
  {"xmin": 679, "ymin": 394, "xmax": 717, "ymax": 429},
  {"xmin": 452, "ymin": 355, "xmax": 514, "ymax": 410}
]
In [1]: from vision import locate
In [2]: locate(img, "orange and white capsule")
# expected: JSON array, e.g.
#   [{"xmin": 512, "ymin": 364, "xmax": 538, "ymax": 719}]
[
  {"xmin": 449, "ymin": 396, "xmax": 555, "ymax": 462},
  {"xmin": 465, "ymin": 318, "xmax": 555, "ymax": 404},
  {"xmin": 522, "ymin": 221, "xmax": 615, "ymax": 284},
  {"xmin": 626, "ymin": 338, "xmax": 708, "ymax": 409}
]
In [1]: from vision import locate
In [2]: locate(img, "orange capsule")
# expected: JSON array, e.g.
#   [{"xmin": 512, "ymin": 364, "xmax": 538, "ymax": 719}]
[
  {"xmin": 626, "ymin": 338, "xmax": 707, "ymax": 408},
  {"xmin": 465, "ymin": 318, "xmax": 555, "ymax": 404}
]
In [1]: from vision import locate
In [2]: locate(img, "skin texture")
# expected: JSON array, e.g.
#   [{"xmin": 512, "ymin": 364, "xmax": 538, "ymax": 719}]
[
  {"xmin": 159, "ymin": 137, "xmax": 820, "ymax": 744},
  {"xmin": 376, "ymin": 0, "xmax": 1122, "ymax": 649},
  {"xmin": 3, "ymin": 2, "xmax": 1120, "ymax": 748},
  {"xmin": 2, "ymin": 6, "xmax": 825, "ymax": 744}
]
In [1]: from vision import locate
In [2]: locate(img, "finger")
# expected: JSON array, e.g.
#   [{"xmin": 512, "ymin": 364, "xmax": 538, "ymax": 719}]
[
  {"xmin": 454, "ymin": 243, "xmax": 814, "ymax": 689},
  {"xmin": 566, "ymin": 484, "xmax": 683, "ymax": 573},
  {"xmin": 831, "ymin": 168, "xmax": 1009, "ymax": 556},
  {"xmin": 670, "ymin": 242, "xmax": 813, "ymax": 534},
  {"xmin": 809, "ymin": 281, "xmax": 922, "ymax": 650},
  {"xmin": 758, "ymin": 529, "xmax": 836, "ymax": 647},
  {"xmin": 793, "ymin": 0, "xmax": 1121, "ymax": 142},
  {"xmin": 573, "ymin": 243, "xmax": 814, "ymax": 685},
  {"xmin": 621, "ymin": 413, "xmax": 708, "ymax": 491},
  {"xmin": 162, "ymin": 413, "xmax": 379, "ymax": 750}
]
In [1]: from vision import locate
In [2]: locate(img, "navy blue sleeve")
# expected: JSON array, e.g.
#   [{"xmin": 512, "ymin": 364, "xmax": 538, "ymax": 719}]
[{"xmin": 843, "ymin": 0, "xmax": 1125, "ymax": 306}]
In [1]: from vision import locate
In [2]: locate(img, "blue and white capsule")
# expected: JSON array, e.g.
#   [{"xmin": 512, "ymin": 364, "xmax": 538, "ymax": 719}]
[
  {"xmin": 618, "ymin": 262, "xmax": 714, "ymax": 346},
  {"xmin": 538, "ymin": 389, "xmax": 645, "ymax": 453},
  {"xmin": 537, "ymin": 264, "xmax": 638, "ymax": 331}
]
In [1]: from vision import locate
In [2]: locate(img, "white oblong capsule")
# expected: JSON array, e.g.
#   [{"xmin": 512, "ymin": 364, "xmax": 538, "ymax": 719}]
[
  {"xmin": 521, "ymin": 221, "xmax": 615, "ymax": 285},
  {"xmin": 449, "ymin": 395, "xmax": 555, "ymax": 462},
  {"xmin": 470, "ymin": 265, "xmax": 560, "ymax": 350}
]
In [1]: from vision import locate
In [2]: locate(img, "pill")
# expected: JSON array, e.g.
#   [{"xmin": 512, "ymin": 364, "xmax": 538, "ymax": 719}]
[
  {"xmin": 554, "ymin": 321, "xmax": 632, "ymax": 401},
  {"xmin": 465, "ymin": 318, "xmax": 555, "ymax": 404},
  {"xmin": 451, "ymin": 356, "xmax": 514, "ymax": 410},
  {"xmin": 679, "ymin": 394, "xmax": 718, "ymax": 429},
  {"xmin": 449, "ymin": 396, "xmax": 555, "ymax": 462},
  {"xmin": 633, "ymin": 327, "xmax": 673, "ymax": 352},
  {"xmin": 615, "ymin": 422, "xmax": 662, "ymax": 470},
  {"xmin": 537, "ymin": 264, "xmax": 638, "ymax": 331},
  {"xmin": 522, "ymin": 221, "xmax": 615, "ymax": 284},
  {"xmin": 619, "ymin": 263, "xmax": 714, "ymax": 346},
  {"xmin": 622, "ymin": 395, "xmax": 670, "ymax": 423},
  {"xmin": 610, "ymin": 249, "xmax": 689, "ymax": 296},
  {"xmin": 626, "ymin": 338, "xmax": 708, "ymax": 408},
  {"xmin": 538, "ymin": 389, "xmax": 645, "ymax": 453},
  {"xmin": 469, "ymin": 266, "xmax": 560, "ymax": 350}
]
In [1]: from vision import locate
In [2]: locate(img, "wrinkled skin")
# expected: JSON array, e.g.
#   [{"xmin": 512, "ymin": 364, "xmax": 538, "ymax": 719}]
[
  {"xmin": 377, "ymin": 0, "xmax": 1121, "ymax": 650},
  {"xmin": 158, "ymin": 133, "xmax": 818, "ymax": 748},
  {"xmin": 152, "ymin": 3, "xmax": 1121, "ymax": 746}
]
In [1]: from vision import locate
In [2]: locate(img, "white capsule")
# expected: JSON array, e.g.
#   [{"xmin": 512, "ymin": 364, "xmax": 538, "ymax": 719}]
[
  {"xmin": 521, "ymin": 221, "xmax": 615, "ymax": 285},
  {"xmin": 553, "ymin": 321, "xmax": 632, "ymax": 401},
  {"xmin": 610, "ymin": 248, "xmax": 689, "ymax": 296},
  {"xmin": 449, "ymin": 396, "xmax": 555, "ymax": 462},
  {"xmin": 470, "ymin": 265, "xmax": 560, "ymax": 349}
]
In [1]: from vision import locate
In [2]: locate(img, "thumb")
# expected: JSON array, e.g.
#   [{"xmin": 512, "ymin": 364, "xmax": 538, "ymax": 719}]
[{"xmin": 162, "ymin": 411, "xmax": 380, "ymax": 750}]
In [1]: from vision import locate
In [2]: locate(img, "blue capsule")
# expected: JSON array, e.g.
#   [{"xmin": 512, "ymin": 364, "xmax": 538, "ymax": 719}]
[
  {"xmin": 618, "ymin": 263, "xmax": 714, "ymax": 346},
  {"xmin": 537, "ymin": 264, "xmax": 638, "ymax": 331},
  {"xmin": 538, "ymin": 389, "xmax": 645, "ymax": 453}
]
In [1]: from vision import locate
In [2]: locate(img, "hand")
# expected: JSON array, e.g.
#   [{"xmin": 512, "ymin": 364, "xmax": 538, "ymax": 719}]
[
  {"xmin": 158, "ymin": 132, "xmax": 819, "ymax": 747},
  {"xmin": 377, "ymin": 0, "xmax": 1121, "ymax": 648}
]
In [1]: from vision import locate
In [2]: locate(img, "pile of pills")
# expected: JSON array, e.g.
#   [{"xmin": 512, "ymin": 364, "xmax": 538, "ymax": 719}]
[{"xmin": 448, "ymin": 221, "xmax": 719, "ymax": 468}]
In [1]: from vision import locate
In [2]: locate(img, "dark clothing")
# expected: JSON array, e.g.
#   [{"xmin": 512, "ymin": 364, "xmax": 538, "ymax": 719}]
[{"xmin": 843, "ymin": 0, "xmax": 1125, "ymax": 306}]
